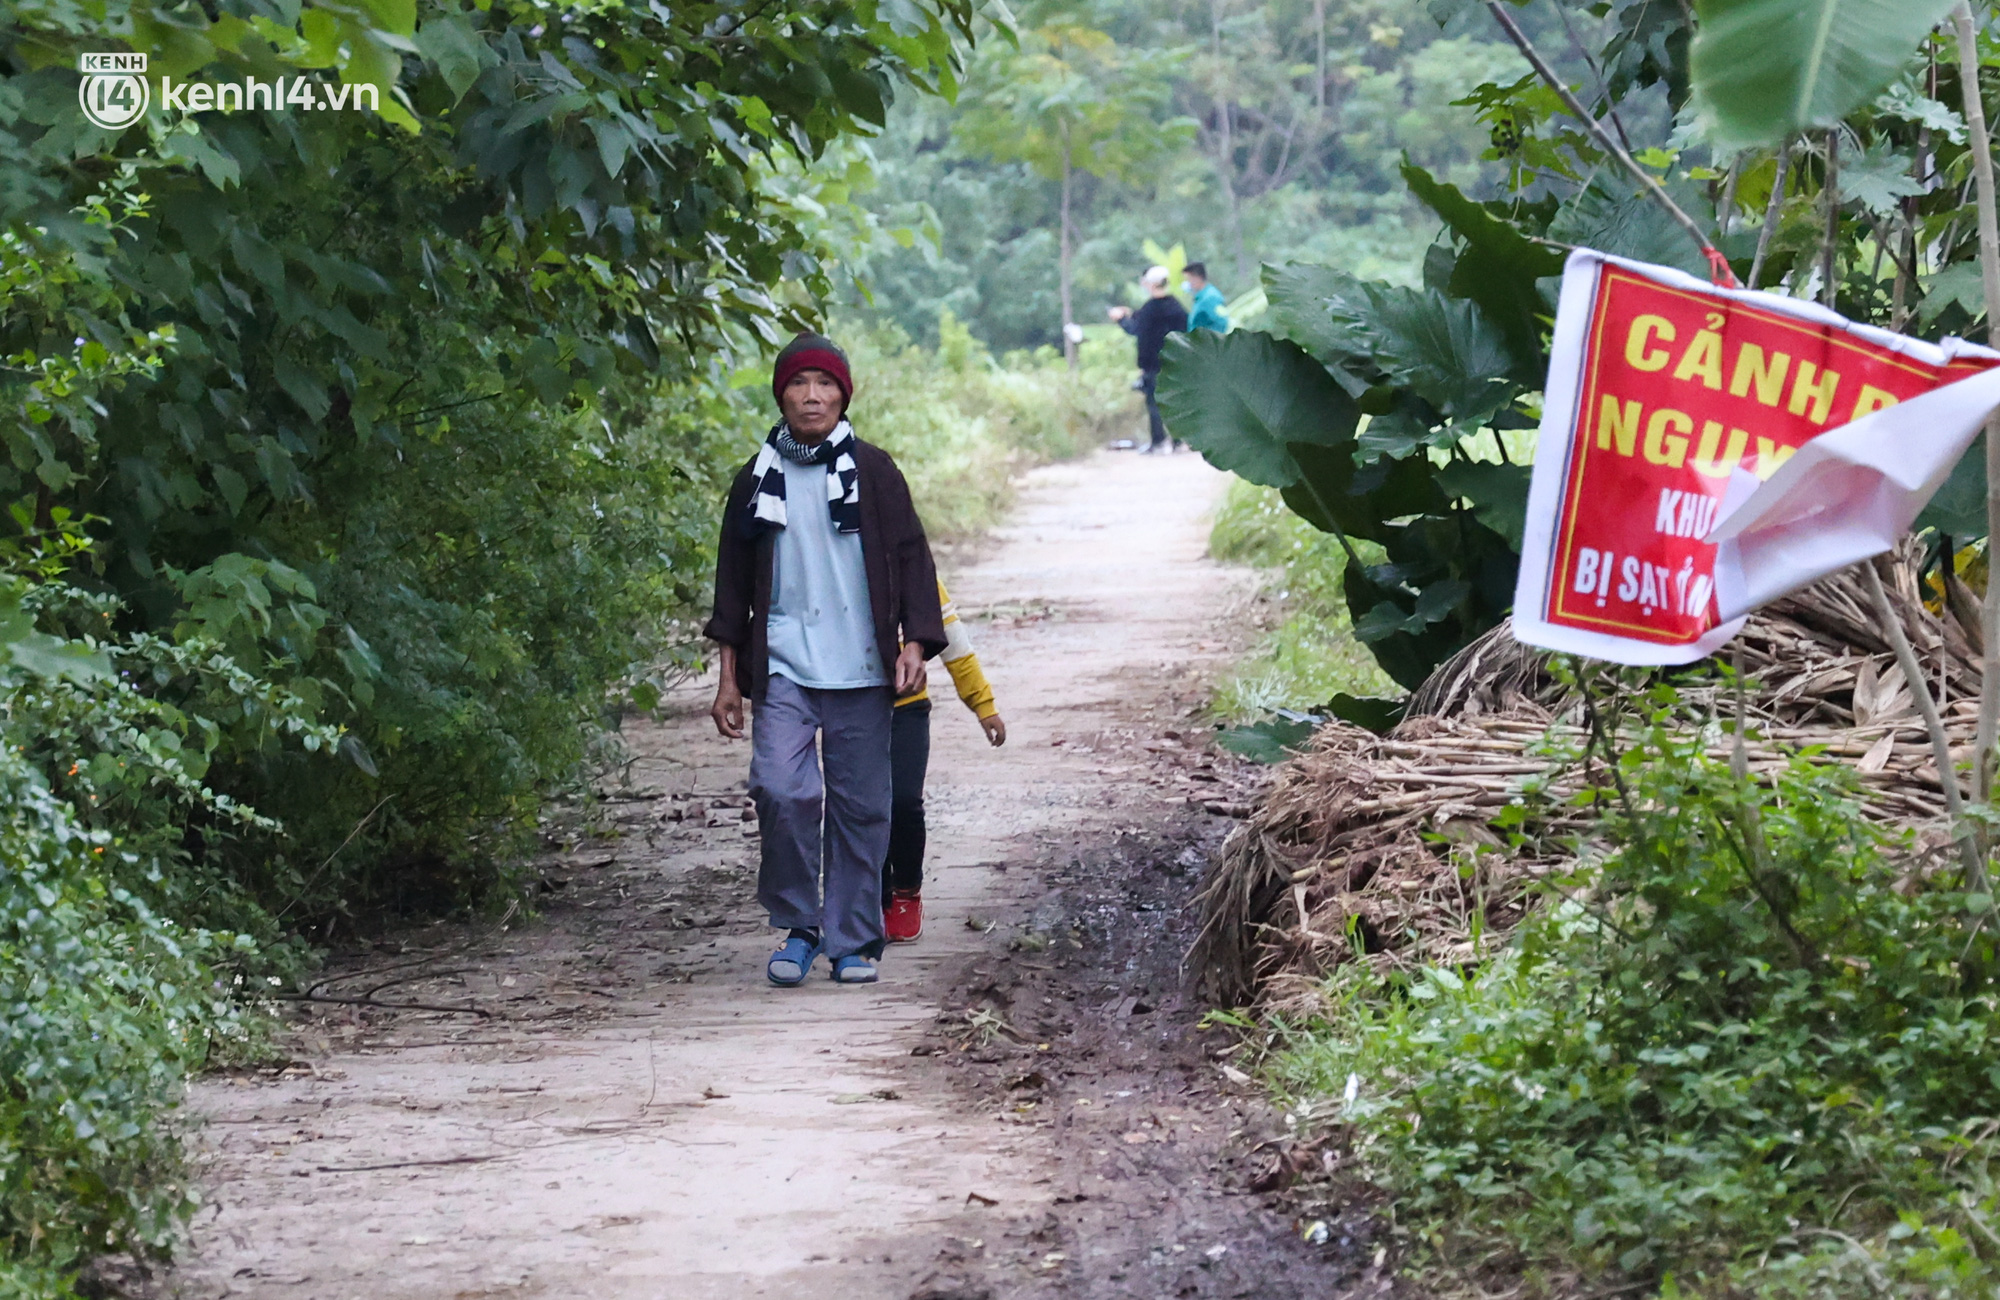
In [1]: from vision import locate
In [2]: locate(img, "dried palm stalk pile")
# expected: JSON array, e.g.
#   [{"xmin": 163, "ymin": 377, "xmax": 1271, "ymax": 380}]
[{"xmin": 1190, "ymin": 543, "xmax": 1983, "ymax": 1010}]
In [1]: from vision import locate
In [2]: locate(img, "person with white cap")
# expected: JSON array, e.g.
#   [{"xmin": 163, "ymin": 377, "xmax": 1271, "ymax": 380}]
[{"xmin": 1107, "ymin": 265, "xmax": 1189, "ymax": 454}]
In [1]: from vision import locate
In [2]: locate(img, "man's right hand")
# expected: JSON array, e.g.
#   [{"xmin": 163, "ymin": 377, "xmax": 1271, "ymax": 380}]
[
  {"xmin": 712, "ymin": 683, "xmax": 745, "ymax": 739},
  {"xmin": 711, "ymin": 645, "xmax": 745, "ymax": 738},
  {"xmin": 1107, "ymin": 305, "xmax": 1131, "ymax": 322}
]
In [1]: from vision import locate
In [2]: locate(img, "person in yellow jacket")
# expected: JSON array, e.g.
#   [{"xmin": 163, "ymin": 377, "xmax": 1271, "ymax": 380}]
[{"xmin": 884, "ymin": 580, "xmax": 1006, "ymax": 942}]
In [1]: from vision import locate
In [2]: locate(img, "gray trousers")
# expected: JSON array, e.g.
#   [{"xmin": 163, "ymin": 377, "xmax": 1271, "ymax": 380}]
[{"xmin": 749, "ymin": 673, "xmax": 894, "ymax": 961}]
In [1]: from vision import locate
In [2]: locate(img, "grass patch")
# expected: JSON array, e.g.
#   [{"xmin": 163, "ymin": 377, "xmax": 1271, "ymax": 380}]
[
  {"xmin": 1208, "ymin": 480, "xmax": 1397, "ymax": 723},
  {"xmin": 1261, "ymin": 679, "xmax": 2000, "ymax": 1297}
]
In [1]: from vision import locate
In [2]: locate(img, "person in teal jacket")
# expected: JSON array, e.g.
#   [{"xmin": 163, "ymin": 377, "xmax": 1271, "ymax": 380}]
[{"xmin": 1185, "ymin": 262, "xmax": 1229, "ymax": 334}]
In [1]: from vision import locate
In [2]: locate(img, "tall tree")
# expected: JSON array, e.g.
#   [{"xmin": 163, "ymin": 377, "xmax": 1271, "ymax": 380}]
[
  {"xmin": 1184, "ymin": 0, "xmax": 1329, "ymax": 282},
  {"xmin": 954, "ymin": 23, "xmax": 1190, "ymax": 365}
]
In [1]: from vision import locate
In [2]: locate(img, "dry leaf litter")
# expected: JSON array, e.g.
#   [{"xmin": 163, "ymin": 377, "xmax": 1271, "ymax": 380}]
[{"xmin": 1190, "ymin": 542, "xmax": 1982, "ymax": 1010}]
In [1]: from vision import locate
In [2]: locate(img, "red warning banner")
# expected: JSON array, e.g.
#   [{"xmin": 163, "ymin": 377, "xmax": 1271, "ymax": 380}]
[{"xmin": 1514, "ymin": 251, "xmax": 2000, "ymax": 664}]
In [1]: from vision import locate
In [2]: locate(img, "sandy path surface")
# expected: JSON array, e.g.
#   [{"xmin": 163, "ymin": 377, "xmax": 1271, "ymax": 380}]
[{"xmin": 158, "ymin": 449, "xmax": 1275, "ymax": 1299}]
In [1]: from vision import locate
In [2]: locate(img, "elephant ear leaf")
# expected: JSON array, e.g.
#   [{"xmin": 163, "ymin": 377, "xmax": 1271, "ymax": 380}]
[
  {"xmin": 1691, "ymin": 0, "xmax": 1957, "ymax": 149},
  {"xmin": 1365, "ymin": 287, "xmax": 1517, "ymax": 420},
  {"xmin": 1401, "ymin": 163, "xmax": 1562, "ymax": 383},
  {"xmin": 1261, "ymin": 262, "xmax": 1378, "ymax": 365},
  {"xmin": 1284, "ymin": 441, "xmax": 1448, "ymax": 544},
  {"xmin": 1156, "ymin": 330, "xmax": 1360, "ymax": 489},
  {"xmin": 1214, "ymin": 715, "xmax": 1318, "ymax": 763},
  {"xmin": 1435, "ymin": 460, "xmax": 1532, "ymax": 548},
  {"xmin": 1321, "ymin": 692, "xmax": 1405, "ymax": 733}
]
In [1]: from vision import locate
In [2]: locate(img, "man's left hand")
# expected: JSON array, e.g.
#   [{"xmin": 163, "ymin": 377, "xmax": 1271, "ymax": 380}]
[{"xmin": 893, "ymin": 643, "xmax": 926, "ymax": 696}]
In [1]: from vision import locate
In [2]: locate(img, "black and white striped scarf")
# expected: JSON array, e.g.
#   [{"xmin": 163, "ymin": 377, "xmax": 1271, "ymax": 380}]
[{"xmin": 747, "ymin": 419, "xmax": 860, "ymax": 535}]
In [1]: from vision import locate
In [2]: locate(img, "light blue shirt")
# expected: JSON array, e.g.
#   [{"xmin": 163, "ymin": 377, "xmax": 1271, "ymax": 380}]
[{"xmin": 766, "ymin": 458, "xmax": 887, "ymax": 690}]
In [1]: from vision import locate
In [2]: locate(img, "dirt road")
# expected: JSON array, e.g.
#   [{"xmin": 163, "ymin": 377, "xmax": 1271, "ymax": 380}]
[{"xmin": 157, "ymin": 449, "xmax": 1376, "ymax": 1299}]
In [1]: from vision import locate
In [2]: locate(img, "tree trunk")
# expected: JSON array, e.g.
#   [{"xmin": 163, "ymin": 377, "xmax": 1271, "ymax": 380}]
[
  {"xmin": 1313, "ymin": 0, "xmax": 1326, "ymax": 111},
  {"xmin": 1748, "ymin": 141, "xmax": 1790, "ymax": 290},
  {"xmin": 1060, "ymin": 139, "xmax": 1076, "ymax": 372},
  {"xmin": 1952, "ymin": 1, "xmax": 2000, "ymax": 805},
  {"xmin": 1209, "ymin": 0, "xmax": 1250, "ymax": 285},
  {"xmin": 1218, "ymin": 155, "xmax": 1249, "ymax": 286}
]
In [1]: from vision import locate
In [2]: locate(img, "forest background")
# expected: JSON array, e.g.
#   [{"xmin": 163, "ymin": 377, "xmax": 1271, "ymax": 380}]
[{"xmin": 850, "ymin": 0, "xmax": 1529, "ymax": 350}]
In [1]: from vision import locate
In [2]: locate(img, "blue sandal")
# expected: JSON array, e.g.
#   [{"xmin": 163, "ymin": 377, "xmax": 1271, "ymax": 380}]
[
  {"xmin": 767, "ymin": 934, "xmax": 821, "ymax": 987},
  {"xmin": 830, "ymin": 954, "xmax": 878, "ymax": 984}
]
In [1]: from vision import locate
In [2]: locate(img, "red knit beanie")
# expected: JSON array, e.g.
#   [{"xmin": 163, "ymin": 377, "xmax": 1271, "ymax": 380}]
[{"xmin": 771, "ymin": 334, "xmax": 853, "ymax": 409}]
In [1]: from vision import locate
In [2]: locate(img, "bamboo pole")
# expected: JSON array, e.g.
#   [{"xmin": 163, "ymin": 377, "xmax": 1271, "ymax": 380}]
[
  {"xmin": 1951, "ymin": 2, "xmax": 2000, "ymax": 804},
  {"xmin": 1861, "ymin": 560, "xmax": 1987, "ymax": 888},
  {"xmin": 1715, "ymin": 153, "xmax": 1741, "ymax": 240},
  {"xmin": 1748, "ymin": 142, "xmax": 1791, "ymax": 291},
  {"xmin": 1820, "ymin": 130, "xmax": 1841, "ymax": 309}
]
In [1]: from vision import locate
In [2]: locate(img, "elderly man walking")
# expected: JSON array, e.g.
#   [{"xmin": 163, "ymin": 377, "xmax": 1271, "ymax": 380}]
[{"xmin": 705, "ymin": 334, "xmax": 946, "ymax": 986}]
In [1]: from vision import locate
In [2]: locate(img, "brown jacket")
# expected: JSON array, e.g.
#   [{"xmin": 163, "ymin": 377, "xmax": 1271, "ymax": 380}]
[{"xmin": 704, "ymin": 440, "xmax": 946, "ymax": 700}]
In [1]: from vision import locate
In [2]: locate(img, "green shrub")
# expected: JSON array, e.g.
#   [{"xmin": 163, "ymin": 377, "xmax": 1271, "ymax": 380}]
[
  {"xmin": 0, "ymin": 756, "xmax": 228, "ymax": 1289},
  {"xmin": 0, "ymin": 528, "xmax": 322, "ymax": 1294},
  {"xmin": 208, "ymin": 377, "xmax": 757, "ymax": 926},
  {"xmin": 1269, "ymin": 681, "xmax": 2000, "ymax": 1296},
  {"xmin": 1209, "ymin": 479, "xmax": 1397, "ymax": 722}
]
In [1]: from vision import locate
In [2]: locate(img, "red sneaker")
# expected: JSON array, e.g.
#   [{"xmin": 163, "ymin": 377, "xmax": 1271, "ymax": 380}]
[{"xmin": 884, "ymin": 890, "xmax": 923, "ymax": 943}]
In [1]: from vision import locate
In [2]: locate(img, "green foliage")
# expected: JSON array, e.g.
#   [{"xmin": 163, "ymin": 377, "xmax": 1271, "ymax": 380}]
[
  {"xmin": 1720, "ymin": 42, "xmax": 1996, "ymax": 358},
  {"xmin": 1398, "ymin": 163, "xmax": 1562, "ymax": 385},
  {"xmin": 1207, "ymin": 479, "xmax": 1398, "ymax": 724},
  {"xmin": 846, "ymin": 0, "xmax": 1524, "ymax": 353},
  {"xmin": 1691, "ymin": 0, "xmax": 1960, "ymax": 149},
  {"xmin": 0, "ymin": 0, "xmax": 996, "ymax": 905},
  {"xmin": 0, "ymin": 522, "xmax": 321, "ymax": 1292},
  {"xmin": 950, "ymin": 17, "xmax": 1196, "ymax": 339},
  {"xmin": 0, "ymin": 758, "xmax": 220, "ymax": 1293},
  {"xmin": 952, "ymin": 23, "xmax": 1193, "ymax": 188},
  {"xmin": 240, "ymin": 383, "xmax": 756, "ymax": 918},
  {"xmin": 1270, "ymin": 682, "xmax": 2000, "ymax": 1294},
  {"xmin": 1549, "ymin": 173, "xmax": 1736, "ymax": 279}
]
